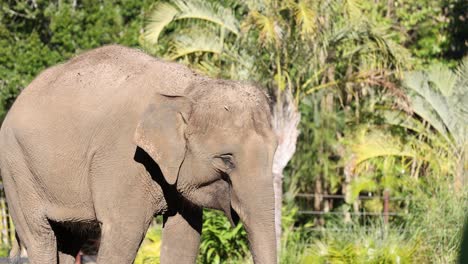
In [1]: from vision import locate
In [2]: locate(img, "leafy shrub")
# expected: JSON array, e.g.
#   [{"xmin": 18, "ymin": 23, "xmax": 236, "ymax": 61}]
[
  {"xmin": 198, "ymin": 210, "xmax": 249, "ymax": 264},
  {"xmin": 134, "ymin": 224, "xmax": 162, "ymax": 264},
  {"xmin": 0, "ymin": 245, "xmax": 9, "ymax": 257}
]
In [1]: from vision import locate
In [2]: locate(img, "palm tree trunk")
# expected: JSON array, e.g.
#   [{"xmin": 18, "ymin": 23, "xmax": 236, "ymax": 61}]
[
  {"xmin": 272, "ymin": 89, "xmax": 300, "ymax": 252},
  {"xmin": 272, "ymin": 171, "xmax": 283, "ymax": 250}
]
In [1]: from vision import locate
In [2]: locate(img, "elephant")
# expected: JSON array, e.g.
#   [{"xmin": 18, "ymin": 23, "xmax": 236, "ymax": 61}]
[{"xmin": 0, "ymin": 45, "xmax": 277, "ymax": 264}]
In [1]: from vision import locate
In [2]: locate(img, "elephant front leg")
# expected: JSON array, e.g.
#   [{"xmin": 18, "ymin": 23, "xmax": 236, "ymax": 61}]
[
  {"xmin": 96, "ymin": 220, "xmax": 151, "ymax": 264},
  {"xmin": 160, "ymin": 206, "xmax": 203, "ymax": 264}
]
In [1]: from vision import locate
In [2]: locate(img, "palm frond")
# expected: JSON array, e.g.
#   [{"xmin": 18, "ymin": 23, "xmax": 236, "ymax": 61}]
[
  {"xmin": 292, "ymin": 0, "xmax": 317, "ymax": 37},
  {"xmin": 144, "ymin": 3, "xmax": 179, "ymax": 44},
  {"xmin": 172, "ymin": 0, "xmax": 240, "ymax": 35},
  {"xmin": 351, "ymin": 129, "xmax": 416, "ymax": 166},
  {"xmin": 404, "ymin": 70, "xmax": 462, "ymax": 145},
  {"xmin": 455, "ymin": 57, "xmax": 468, "ymax": 95},
  {"xmin": 427, "ymin": 64, "xmax": 457, "ymax": 97},
  {"xmin": 384, "ymin": 110, "xmax": 451, "ymax": 152},
  {"xmin": 248, "ymin": 10, "xmax": 283, "ymax": 47},
  {"xmin": 453, "ymin": 57, "xmax": 468, "ymax": 122},
  {"xmin": 410, "ymin": 93, "xmax": 451, "ymax": 140},
  {"xmin": 144, "ymin": 0, "xmax": 240, "ymax": 45},
  {"xmin": 168, "ymin": 29, "xmax": 223, "ymax": 59}
]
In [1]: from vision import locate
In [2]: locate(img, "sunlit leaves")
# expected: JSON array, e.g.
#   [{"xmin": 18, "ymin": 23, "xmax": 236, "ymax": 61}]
[
  {"xmin": 244, "ymin": 10, "xmax": 283, "ymax": 47},
  {"xmin": 296, "ymin": 1, "xmax": 316, "ymax": 35},
  {"xmin": 404, "ymin": 60, "xmax": 468, "ymax": 147},
  {"xmin": 143, "ymin": 0, "xmax": 239, "ymax": 47},
  {"xmin": 350, "ymin": 129, "xmax": 416, "ymax": 166},
  {"xmin": 198, "ymin": 210, "xmax": 249, "ymax": 264},
  {"xmin": 144, "ymin": 3, "xmax": 178, "ymax": 44}
]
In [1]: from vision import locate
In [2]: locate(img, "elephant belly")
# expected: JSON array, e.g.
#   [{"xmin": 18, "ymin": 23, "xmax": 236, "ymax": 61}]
[{"xmin": 46, "ymin": 203, "xmax": 97, "ymax": 223}]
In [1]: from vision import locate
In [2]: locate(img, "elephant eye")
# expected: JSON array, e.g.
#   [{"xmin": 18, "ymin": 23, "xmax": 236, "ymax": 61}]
[
  {"xmin": 220, "ymin": 154, "xmax": 235, "ymax": 168},
  {"xmin": 214, "ymin": 153, "xmax": 236, "ymax": 172}
]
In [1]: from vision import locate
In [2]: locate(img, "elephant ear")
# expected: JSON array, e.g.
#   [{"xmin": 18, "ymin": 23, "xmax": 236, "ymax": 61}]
[{"xmin": 134, "ymin": 94, "xmax": 192, "ymax": 185}]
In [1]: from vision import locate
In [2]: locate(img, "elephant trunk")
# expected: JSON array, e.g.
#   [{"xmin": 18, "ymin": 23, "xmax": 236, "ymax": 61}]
[{"xmin": 232, "ymin": 175, "xmax": 277, "ymax": 264}]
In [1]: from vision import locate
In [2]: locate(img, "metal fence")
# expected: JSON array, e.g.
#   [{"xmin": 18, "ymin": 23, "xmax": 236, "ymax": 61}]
[{"xmin": 293, "ymin": 191, "xmax": 412, "ymax": 225}]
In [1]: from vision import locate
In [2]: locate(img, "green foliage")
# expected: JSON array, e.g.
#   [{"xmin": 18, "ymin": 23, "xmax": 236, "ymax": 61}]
[
  {"xmin": 143, "ymin": 0, "xmax": 409, "ymax": 96},
  {"xmin": 357, "ymin": 0, "xmax": 467, "ymax": 65},
  {"xmin": 404, "ymin": 178, "xmax": 468, "ymax": 263},
  {"xmin": 134, "ymin": 224, "xmax": 162, "ymax": 264},
  {"xmin": 198, "ymin": 210, "xmax": 249, "ymax": 264},
  {"xmin": 0, "ymin": 245, "xmax": 8, "ymax": 257},
  {"xmin": 394, "ymin": 0, "xmax": 467, "ymax": 64},
  {"xmin": 403, "ymin": 59, "xmax": 468, "ymax": 149},
  {"xmin": 395, "ymin": 58, "xmax": 467, "ymax": 188},
  {"xmin": 286, "ymin": 94, "xmax": 346, "ymax": 196},
  {"xmin": 302, "ymin": 224, "xmax": 424, "ymax": 264},
  {"xmin": 280, "ymin": 205, "xmax": 313, "ymax": 263}
]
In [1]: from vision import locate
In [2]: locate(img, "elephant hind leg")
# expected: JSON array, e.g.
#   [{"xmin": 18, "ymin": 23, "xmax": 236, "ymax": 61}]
[
  {"xmin": 0, "ymin": 165, "xmax": 57, "ymax": 263},
  {"xmin": 21, "ymin": 217, "xmax": 57, "ymax": 264}
]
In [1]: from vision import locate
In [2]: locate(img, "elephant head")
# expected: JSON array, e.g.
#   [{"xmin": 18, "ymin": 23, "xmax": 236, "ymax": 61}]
[{"xmin": 134, "ymin": 79, "xmax": 277, "ymax": 263}]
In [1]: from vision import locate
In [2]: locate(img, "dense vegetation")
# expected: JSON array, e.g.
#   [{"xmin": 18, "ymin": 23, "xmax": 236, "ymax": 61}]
[{"xmin": 0, "ymin": 0, "xmax": 467, "ymax": 263}]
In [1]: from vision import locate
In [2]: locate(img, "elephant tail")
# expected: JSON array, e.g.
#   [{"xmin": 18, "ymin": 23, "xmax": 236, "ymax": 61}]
[{"xmin": 9, "ymin": 232, "xmax": 21, "ymax": 264}]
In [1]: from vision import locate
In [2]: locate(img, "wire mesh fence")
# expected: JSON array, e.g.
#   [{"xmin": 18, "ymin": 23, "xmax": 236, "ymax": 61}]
[{"xmin": 292, "ymin": 191, "xmax": 416, "ymax": 226}]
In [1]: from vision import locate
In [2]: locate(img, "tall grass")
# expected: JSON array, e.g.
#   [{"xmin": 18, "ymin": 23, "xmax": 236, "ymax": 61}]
[
  {"xmin": 403, "ymin": 179, "xmax": 468, "ymax": 263},
  {"xmin": 302, "ymin": 223, "xmax": 425, "ymax": 264}
]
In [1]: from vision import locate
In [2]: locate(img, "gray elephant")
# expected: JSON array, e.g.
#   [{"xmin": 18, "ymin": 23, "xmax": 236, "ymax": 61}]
[{"xmin": 0, "ymin": 45, "xmax": 277, "ymax": 264}]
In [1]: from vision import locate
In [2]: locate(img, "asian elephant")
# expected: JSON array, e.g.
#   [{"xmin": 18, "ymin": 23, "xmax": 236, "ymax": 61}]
[{"xmin": 0, "ymin": 45, "xmax": 277, "ymax": 264}]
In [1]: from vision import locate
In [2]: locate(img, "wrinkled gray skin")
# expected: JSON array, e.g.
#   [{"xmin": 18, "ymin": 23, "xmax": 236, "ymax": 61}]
[{"xmin": 0, "ymin": 45, "xmax": 277, "ymax": 264}]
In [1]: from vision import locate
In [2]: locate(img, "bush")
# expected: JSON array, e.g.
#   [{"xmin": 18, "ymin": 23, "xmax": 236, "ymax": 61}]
[
  {"xmin": 198, "ymin": 210, "xmax": 249, "ymax": 264},
  {"xmin": 134, "ymin": 224, "xmax": 162, "ymax": 264}
]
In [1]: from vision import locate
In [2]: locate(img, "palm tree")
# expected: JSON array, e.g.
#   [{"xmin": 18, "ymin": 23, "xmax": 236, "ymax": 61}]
[
  {"xmin": 403, "ymin": 58, "xmax": 468, "ymax": 190},
  {"xmin": 142, "ymin": 0, "xmax": 408, "ymax": 250},
  {"xmin": 347, "ymin": 57, "xmax": 468, "ymax": 201}
]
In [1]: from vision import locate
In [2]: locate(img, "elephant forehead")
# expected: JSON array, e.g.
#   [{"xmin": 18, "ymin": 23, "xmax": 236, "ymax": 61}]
[{"xmin": 189, "ymin": 105, "xmax": 255, "ymax": 130}]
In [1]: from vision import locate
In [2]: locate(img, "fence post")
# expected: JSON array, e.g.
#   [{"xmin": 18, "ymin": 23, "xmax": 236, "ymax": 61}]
[{"xmin": 383, "ymin": 190, "xmax": 389, "ymax": 225}]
